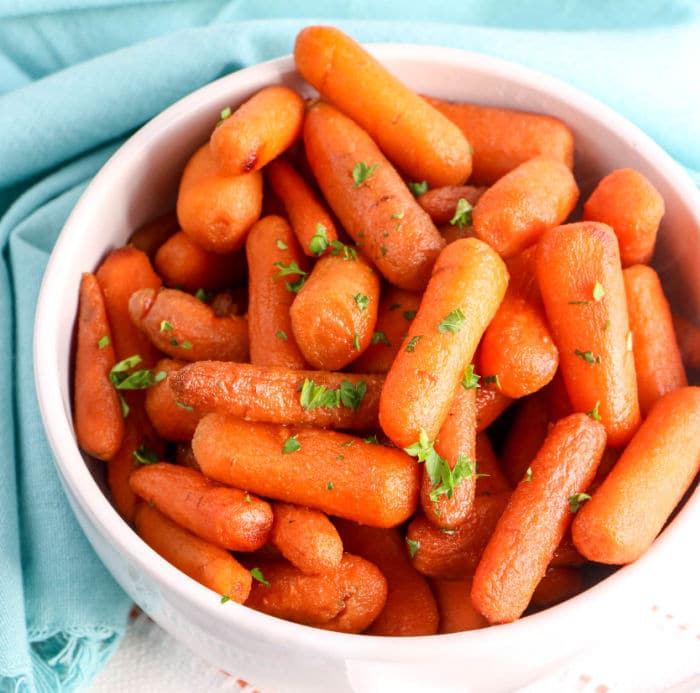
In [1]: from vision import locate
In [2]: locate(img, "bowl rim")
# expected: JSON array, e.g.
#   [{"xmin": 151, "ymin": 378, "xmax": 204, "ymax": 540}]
[{"xmin": 34, "ymin": 42, "xmax": 700, "ymax": 662}]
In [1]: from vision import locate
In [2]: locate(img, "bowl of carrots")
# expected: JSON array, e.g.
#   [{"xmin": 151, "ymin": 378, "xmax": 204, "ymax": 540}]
[{"xmin": 34, "ymin": 25, "xmax": 700, "ymax": 693}]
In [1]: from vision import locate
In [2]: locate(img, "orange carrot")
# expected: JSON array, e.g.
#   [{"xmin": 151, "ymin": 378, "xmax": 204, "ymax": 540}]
[
  {"xmin": 135, "ymin": 504, "xmax": 252, "ymax": 603},
  {"xmin": 295, "ymin": 26, "xmax": 472, "ymax": 187},
  {"xmin": 550, "ymin": 533, "xmax": 587, "ymax": 568},
  {"xmin": 472, "ymin": 413, "xmax": 606, "ymax": 623},
  {"xmin": 536, "ymin": 222, "xmax": 641, "ymax": 447},
  {"xmin": 129, "ymin": 287, "xmax": 249, "ymax": 362},
  {"xmin": 73, "ymin": 273, "xmax": 124, "ymax": 460},
  {"xmin": 531, "ymin": 567, "xmax": 584, "ymax": 608},
  {"xmin": 425, "ymin": 97, "xmax": 574, "ymax": 185},
  {"xmin": 380, "ymin": 238, "xmax": 508, "ymax": 448},
  {"xmin": 572, "ymin": 386, "xmax": 700, "ymax": 564},
  {"xmin": 246, "ymin": 215, "xmax": 309, "ymax": 369},
  {"xmin": 176, "ymin": 144, "xmax": 263, "ymax": 254},
  {"xmin": 210, "ymin": 287, "xmax": 247, "ymax": 317},
  {"xmin": 416, "ymin": 185, "xmax": 486, "ymax": 226},
  {"xmin": 475, "ymin": 386, "xmax": 514, "ymax": 432},
  {"xmin": 473, "ymin": 156, "xmax": 579, "ymax": 258},
  {"xmin": 431, "ymin": 577, "xmax": 489, "ymax": 633},
  {"xmin": 672, "ymin": 313, "xmax": 700, "ymax": 369},
  {"xmin": 128, "ymin": 211, "xmax": 179, "ymax": 259},
  {"xmin": 290, "ymin": 253, "xmax": 380, "ymax": 370},
  {"xmin": 623, "ymin": 264, "xmax": 687, "ymax": 416},
  {"xmin": 269, "ymin": 502, "xmax": 343, "ymax": 575},
  {"xmin": 475, "ymin": 433, "xmax": 512, "ymax": 495},
  {"xmin": 192, "ymin": 414, "xmax": 420, "ymax": 528},
  {"xmin": 335, "ymin": 519, "xmax": 439, "ymax": 636},
  {"xmin": 169, "ymin": 361, "xmax": 382, "ymax": 430},
  {"xmin": 583, "ymin": 168, "xmax": 664, "ymax": 267},
  {"xmin": 303, "ymin": 100, "xmax": 445, "ymax": 291}
]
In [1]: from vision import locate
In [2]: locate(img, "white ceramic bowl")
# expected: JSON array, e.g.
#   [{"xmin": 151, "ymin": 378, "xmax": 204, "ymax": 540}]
[{"xmin": 34, "ymin": 45, "xmax": 700, "ymax": 693}]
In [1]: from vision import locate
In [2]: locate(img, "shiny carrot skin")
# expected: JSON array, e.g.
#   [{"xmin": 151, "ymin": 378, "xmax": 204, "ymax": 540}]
[
  {"xmin": 303, "ymin": 100, "xmax": 445, "ymax": 291},
  {"xmin": 673, "ymin": 313, "xmax": 700, "ymax": 369},
  {"xmin": 73, "ymin": 273, "xmax": 124, "ymax": 460},
  {"xmin": 623, "ymin": 264, "xmax": 687, "ymax": 416},
  {"xmin": 265, "ymin": 157, "xmax": 339, "ymax": 256},
  {"xmin": 475, "ymin": 433, "xmax": 511, "ymax": 495},
  {"xmin": 128, "ymin": 211, "xmax": 178, "ymax": 259},
  {"xmin": 432, "ymin": 577, "xmax": 489, "ymax": 633},
  {"xmin": 192, "ymin": 414, "xmax": 420, "ymax": 527},
  {"xmin": 210, "ymin": 85, "xmax": 304, "ymax": 176},
  {"xmin": 380, "ymin": 238, "xmax": 508, "ymax": 448},
  {"xmin": 335, "ymin": 519, "xmax": 439, "ymax": 636},
  {"xmin": 473, "ymin": 156, "xmax": 579, "ymax": 258},
  {"xmin": 129, "ymin": 287, "xmax": 249, "ymax": 362},
  {"xmin": 536, "ymin": 222, "xmax": 641, "ymax": 447},
  {"xmin": 417, "ymin": 185, "xmax": 486, "ymax": 226},
  {"xmin": 475, "ymin": 386, "xmax": 513, "ymax": 432},
  {"xmin": 169, "ymin": 361, "xmax": 382, "ymax": 430},
  {"xmin": 246, "ymin": 215, "xmax": 309, "ymax": 369},
  {"xmin": 295, "ymin": 26, "xmax": 472, "ymax": 187},
  {"xmin": 130, "ymin": 463, "xmax": 272, "ymax": 551},
  {"xmin": 572, "ymin": 387, "xmax": 700, "ymax": 564},
  {"xmin": 583, "ymin": 168, "xmax": 665, "ymax": 267},
  {"xmin": 472, "ymin": 413, "xmax": 606, "ymax": 624},
  {"xmin": 135, "ymin": 504, "xmax": 252, "ymax": 603},
  {"xmin": 290, "ymin": 254, "xmax": 380, "ymax": 370}
]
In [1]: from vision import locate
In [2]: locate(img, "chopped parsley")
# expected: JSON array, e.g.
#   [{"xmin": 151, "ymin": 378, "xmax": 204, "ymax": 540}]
[
  {"xmin": 97, "ymin": 335, "xmax": 110, "ymax": 349},
  {"xmin": 483, "ymin": 374, "xmax": 501, "ymax": 389},
  {"xmin": 593, "ymin": 282, "xmax": 606, "ymax": 301},
  {"xmin": 216, "ymin": 106, "xmax": 232, "ymax": 127},
  {"xmin": 276, "ymin": 238, "xmax": 288, "ymax": 250},
  {"xmin": 329, "ymin": 239, "xmax": 358, "ymax": 261},
  {"xmin": 524, "ymin": 467, "xmax": 533, "ymax": 482},
  {"xmin": 461, "ymin": 364, "xmax": 481, "ymax": 390},
  {"xmin": 298, "ymin": 378, "xmax": 367, "ymax": 411},
  {"xmin": 194, "ymin": 288, "xmax": 212, "ymax": 303},
  {"xmin": 309, "ymin": 223, "xmax": 329, "ymax": 256},
  {"xmin": 272, "ymin": 260, "xmax": 308, "ymax": 293},
  {"xmin": 276, "ymin": 330, "xmax": 288, "ymax": 340},
  {"xmin": 569, "ymin": 492, "xmax": 592, "ymax": 513},
  {"xmin": 587, "ymin": 401, "xmax": 602, "ymax": 421},
  {"xmin": 282, "ymin": 434, "xmax": 301, "ymax": 454},
  {"xmin": 220, "ymin": 594, "xmax": 231, "ymax": 604},
  {"xmin": 364, "ymin": 434, "xmax": 379, "ymax": 445},
  {"xmin": 109, "ymin": 356, "xmax": 166, "ymax": 391},
  {"xmin": 371, "ymin": 331, "xmax": 391, "ymax": 346},
  {"xmin": 450, "ymin": 198, "xmax": 473, "ymax": 229},
  {"xmin": 250, "ymin": 567, "xmax": 270, "ymax": 587},
  {"xmin": 574, "ymin": 349, "xmax": 601, "ymax": 366},
  {"xmin": 353, "ymin": 293, "xmax": 369, "ymax": 311},
  {"xmin": 403, "ymin": 310, "xmax": 417, "ymax": 321},
  {"xmin": 406, "ymin": 335, "xmax": 421, "ymax": 352},
  {"xmin": 408, "ymin": 180, "xmax": 428, "ymax": 197},
  {"xmin": 437, "ymin": 309, "xmax": 466, "ymax": 334},
  {"xmin": 175, "ymin": 401, "xmax": 193, "ymax": 412},
  {"xmin": 406, "ymin": 538, "xmax": 420, "ymax": 559},
  {"xmin": 391, "ymin": 211, "xmax": 405, "ymax": 220},
  {"xmin": 132, "ymin": 443, "xmax": 159, "ymax": 467},
  {"xmin": 352, "ymin": 161, "xmax": 378, "ymax": 188},
  {"xmin": 353, "ymin": 333, "xmax": 361, "ymax": 351},
  {"xmin": 326, "ymin": 481, "xmax": 334, "ymax": 490}
]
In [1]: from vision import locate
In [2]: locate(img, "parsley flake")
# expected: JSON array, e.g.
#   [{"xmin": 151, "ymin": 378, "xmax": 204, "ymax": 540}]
[
  {"xmin": 569, "ymin": 492, "xmax": 592, "ymax": 513},
  {"xmin": 109, "ymin": 356, "xmax": 166, "ymax": 391},
  {"xmin": 250, "ymin": 567, "xmax": 270, "ymax": 587},
  {"xmin": 220, "ymin": 594, "xmax": 231, "ymax": 604},
  {"xmin": 216, "ymin": 106, "xmax": 232, "ymax": 127},
  {"xmin": 352, "ymin": 161, "xmax": 378, "ymax": 188},
  {"xmin": 403, "ymin": 310, "xmax": 417, "ymax": 321},
  {"xmin": 574, "ymin": 349, "xmax": 601, "ymax": 366},
  {"xmin": 450, "ymin": 198, "xmax": 473, "ymax": 229},
  {"xmin": 364, "ymin": 434, "xmax": 379, "ymax": 445},
  {"xmin": 98, "ymin": 335, "xmax": 110, "ymax": 349},
  {"xmin": 408, "ymin": 181, "xmax": 428, "ymax": 197},
  {"xmin": 276, "ymin": 330, "xmax": 288, "ymax": 340},
  {"xmin": 593, "ymin": 282, "xmax": 606, "ymax": 301},
  {"xmin": 587, "ymin": 401, "xmax": 602, "ymax": 421},
  {"xmin": 329, "ymin": 240, "xmax": 358, "ymax": 261},
  {"xmin": 483, "ymin": 374, "xmax": 501, "ymax": 389},
  {"xmin": 461, "ymin": 364, "xmax": 481, "ymax": 390},
  {"xmin": 391, "ymin": 211, "xmax": 405, "ymax": 220},
  {"xmin": 339, "ymin": 380, "xmax": 367, "ymax": 411},
  {"xmin": 273, "ymin": 260, "xmax": 308, "ymax": 293},
  {"xmin": 524, "ymin": 467, "xmax": 533, "ymax": 482},
  {"xmin": 132, "ymin": 443, "xmax": 159, "ymax": 467},
  {"xmin": 406, "ymin": 538, "xmax": 420, "ymax": 559},
  {"xmin": 299, "ymin": 379, "xmax": 367, "ymax": 412},
  {"xmin": 437, "ymin": 309, "xmax": 466, "ymax": 334},
  {"xmin": 371, "ymin": 331, "xmax": 391, "ymax": 346},
  {"xmin": 180, "ymin": 340, "xmax": 193, "ymax": 350},
  {"xmin": 282, "ymin": 434, "xmax": 301, "ymax": 454},
  {"xmin": 326, "ymin": 481, "xmax": 333, "ymax": 490},
  {"xmin": 353, "ymin": 333, "xmax": 361, "ymax": 351},
  {"xmin": 244, "ymin": 493, "xmax": 251, "ymax": 503},
  {"xmin": 175, "ymin": 401, "xmax": 194, "ymax": 412},
  {"xmin": 309, "ymin": 223, "xmax": 329, "ymax": 256},
  {"xmin": 276, "ymin": 238, "xmax": 288, "ymax": 250},
  {"xmin": 195, "ymin": 288, "xmax": 212, "ymax": 303},
  {"xmin": 353, "ymin": 293, "xmax": 369, "ymax": 311},
  {"xmin": 406, "ymin": 335, "xmax": 421, "ymax": 352}
]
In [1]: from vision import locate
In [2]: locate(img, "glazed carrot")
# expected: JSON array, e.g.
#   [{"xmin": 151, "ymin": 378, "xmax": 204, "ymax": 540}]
[
  {"xmin": 130, "ymin": 463, "xmax": 272, "ymax": 551},
  {"xmin": 303, "ymin": 100, "xmax": 445, "ymax": 291},
  {"xmin": 144, "ymin": 359, "xmax": 201, "ymax": 441},
  {"xmin": 536, "ymin": 222, "xmax": 641, "ymax": 447},
  {"xmin": 192, "ymin": 414, "xmax": 420, "ymax": 528},
  {"xmin": 210, "ymin": 86, "xmax": 305, "ymax": 175},
  {"xmin": 380, "ymin": 237, "xmax": 509, "ymax": 448},
  {"xmin": 246, "ymin": 215, "xmax": 309, "ymax": 369},
  {"xmin": 269, "ymin": 502, "xmax": 343, "ymax": 575},
  {"xmin": 176, "ymin": 144, "xmax": 263, "ymax": 254},
  {"xmin": 583, "ymin": 168, "xmax": 665, "ymax": 267},
  {"xmin": 475, "ymin": 433, "xmax": 511, "ymax": 495},
  {"xmin": 129, "ymin": 211, "xmax": 178, "ymax": 259},
  {"xmin": 440, "ymin": 221, "xmax": 475, "ymax": 246},
  {"xmin": 154, "ymin": 231, "xmax": 247, "ymax": 293},
  {"xmin": 406, "ymin": 493, "xmax": 510, "ymax": 580},
  {"xmin": 295, "ymin": 26, "xmax": 472, "ymax": 187},
  {"xmin": 265, "ymin": 157, "xmax": 339, "ymax": 256},
  {"xmin": 169, "ymin": 361, "xmax": 383, "ymax": 430},
  {"xmin": 351, "ymin": 287, "xmax": 421, "ymax": 374},
  {"xmin": 244, "ymin": 554, "xmax": 387, "ymax": 633},
  {"xmin": 334, "ymin": 519, "xmax": 439, "ymax": 636},
  {"xmin": 129, "ymin": 287, "xmax": 249, "ymax": 362},
  {"xmin": 473, "ymin": 156, "xmax": 579, "ymax": 258},
  {"xmin": 135, "ymin": 504, "xmax": 252, "ymax": 603},
  {"xmin": 290, "ymin": 253, "xmax": 380, "ymax": 370},
  {"xmin": 475, "ymin": 386, "xmax": 513, "ymax": 432},
  {"xmin": 623, "ymin": 264, "xmax": 687, "ymax": 415},
  {"xmin": 672, "ymin": 313, "xmax": 700, "ymax": 369},
  {"xmin": 73, "ymin": 273, "xmax": 124, "ymax": 460},
  {"xmin": 425, "ymin": 97, "xmax": 574, "ymax": 186},
  {"xmin": 416, "ymin": 185, "xmax": 486, "ymax": 226},
  {"xmin": 572, "ymin": 387, "xmax": 700, "ymax": 564},
  {"xmin": 210, "ymin": 287, "xmax": 247, "ymax": 317},
  {"xmin": 530, "ymin": 567, "xmax": 584, "ymax": 608},
  {"xmin": 472, "ymin": 413, "xmax": 606, "ymax": 623},
  {"xmin": 95, "ymin": 246, "xmax": 162, "ymax": 366},
  {"xmin": 432, "ymin": 577, "xmax": 489, "ymax": 633}
]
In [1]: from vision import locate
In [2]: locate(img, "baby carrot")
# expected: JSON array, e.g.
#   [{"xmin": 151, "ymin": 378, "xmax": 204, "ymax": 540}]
[
  {"xmin": 475, "ymin": 386, "xmax": 513, "ymax": 432},
  {"xmin": 672, "ymin": 313, "xmax": 700, "ymax": 369},
  {"xmin": 303, "ymin": 100, "xmax": 445, "ymax": 291},
  {"xmin": 73, "ymin": 273, "xmax": 124, "ymax": 460},
  {"xmin": 290, "ymin": 253, "xmax": 380, "ymax": 370},
  {"xmin": 424, "ymin": 97, "xmax": 574, "ymax": 186},
  {"xmin": 473, "ymin": 156, "xmax": 579, "ymax": 258},
  {"xmin": 416, "ymin": 185, "xmax": 486, "ymax": 226},
  {"xmin": 295, "ymin": 25, "xmax": 472, "ymax": 187},
  {"xmin": 583, "ymin": 168, "xmax": 664, "ymax": 267},
  {"xmin": 380, "ymin": 237, "xmax": 508, "ymax": 448},
  {"xmin": 129, "ymin": 287, "xmax": 249, "ymax": 362},
  {"xmin": 623, "ymin": 264, "xmax": 687, "ymax": 416},
  {"xmin": 432, "ymin": 577, "xmax": 488, "ymax": 633},
  {"xmin": 269, "ymin": 502, "xmax": 343, "ymax": 575},
  {"xmin": 130, "ymin": 463, "xmax": 272, "ymax": 551},
  {"xmin": 572, "ymin": 387, "xmax": 700, "ymax": 564},
  {"xmin": 135, "ymin": 504, "xmax": 252, "ymax": 603},
  {"xmin": 246, "ymin": 215, "xmax": 309, "ymax": 369},
  {"xmin": 265, "ymin": 157, "xmax": 339, "ymax": 256},
  {"xmin": 192, "ymin": 414, "xmax": 420, "ymax": 528},
  {"xmin": 169, "ymin": 361, "xmax": 383, "ymax": 430},
  {"xmin": 128, "ymin": 211, "xmax": 178, "ymax": 259},
  {"xmin": 472, "ymin": 413, "xmax": 606, "ymax": 623},
  {"xmin": 530, "ymin": 567, "xmax": 584, "ymax": 608},
  {"xmin": 210, "ymin": 86, "xmax": 304, "ymax": 176},
  {"xmin": 475, "ymin": 433, "xmax": 512, "ymax": 495},
  {"xmin": 334, "ymin": 519, "xmax": 439, "ymax": 636},
  {"xmin": 176, "ymin": 144, "xmax": 263, "ymax": 254},
  {"xmin": 536, "ymin": 222, "xmax": 641, "ymax": 447}
]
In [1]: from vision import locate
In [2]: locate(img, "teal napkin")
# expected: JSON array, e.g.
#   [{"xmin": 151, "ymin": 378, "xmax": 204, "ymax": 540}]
[{"xmin": 1, "ymin": 2, "xmax": 698, "ymax": 691}]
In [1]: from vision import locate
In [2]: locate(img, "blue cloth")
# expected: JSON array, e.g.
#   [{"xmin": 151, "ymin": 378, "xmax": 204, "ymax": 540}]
[{"xmin": 1, "ymin": 2, "xmax": 698, "ymax": 691}]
